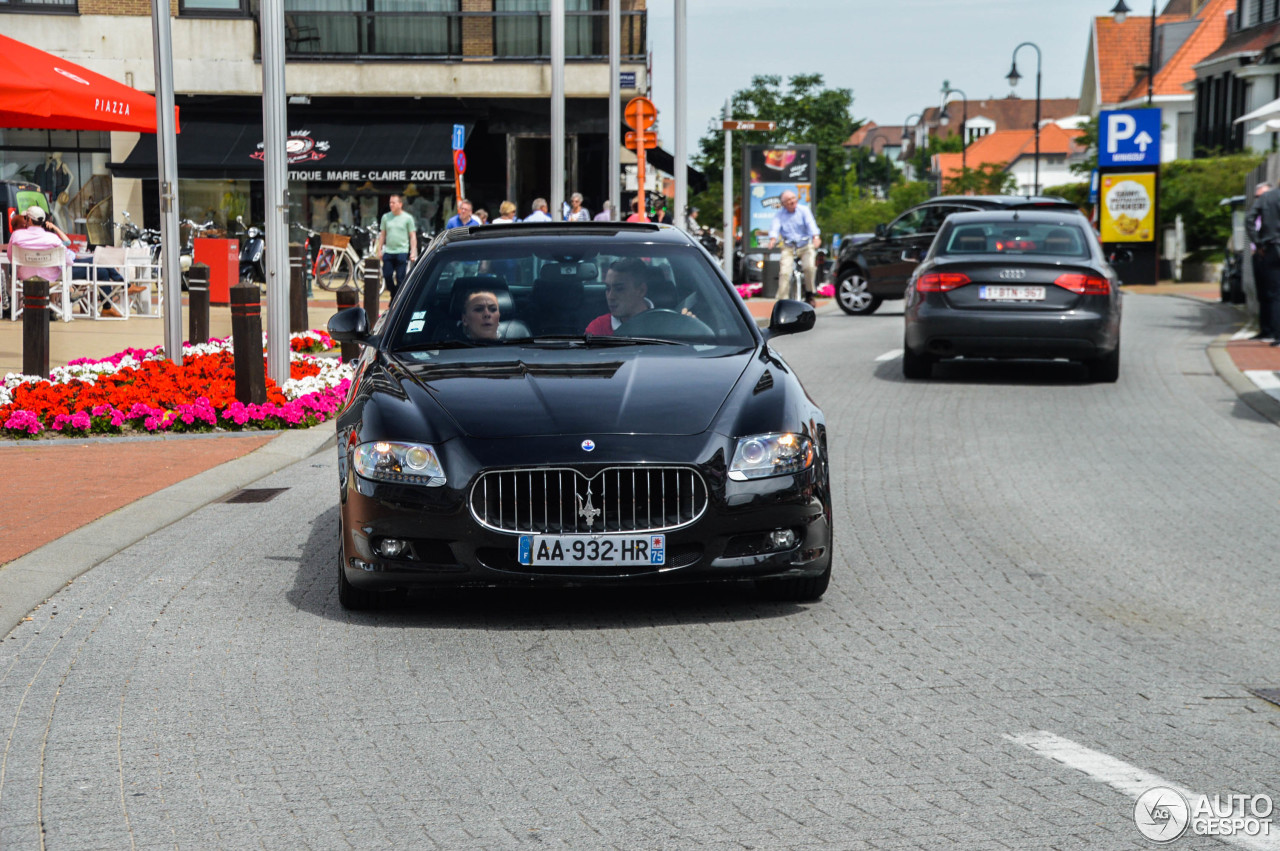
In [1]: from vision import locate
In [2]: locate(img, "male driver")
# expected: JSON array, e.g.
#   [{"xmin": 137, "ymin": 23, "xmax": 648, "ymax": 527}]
[
  {"xmin": 585, "ymin": 257, "xmax": 650, "ymax": 335},
  {"xmin": 525, "ymin": 198, "xmax": 553, "ymax": 222},
  {"xmin": 767, "ymin": 190, "xmax": 821, "ymax": 304},
  {"xmin": 445, "ymin": 198, "xmax": 477, "ymax": 229},
  {"xmin": 374, "ymin": 194, "xmax": 417, "ymax": 300},
  {"xmin": 1250, "ymin": 182, "xmax": 1280, "ymax": 346}
]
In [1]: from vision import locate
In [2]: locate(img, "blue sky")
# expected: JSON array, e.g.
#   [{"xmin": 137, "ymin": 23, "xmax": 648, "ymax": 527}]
[{"xmin": 646, "ymin": 0, "xmax": 1114, "ymax": 154}]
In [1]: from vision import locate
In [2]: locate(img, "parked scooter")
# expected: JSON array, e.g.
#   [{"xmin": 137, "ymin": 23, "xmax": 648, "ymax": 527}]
[{"xmin": 234, "ymin": 215, "xmax": 265, "ymax": 289}]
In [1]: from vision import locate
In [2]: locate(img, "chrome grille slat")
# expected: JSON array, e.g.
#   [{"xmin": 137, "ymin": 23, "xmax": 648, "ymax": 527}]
[{"xmin": 470, "ymin": 466, "xmax": 708, "ymax": 535}]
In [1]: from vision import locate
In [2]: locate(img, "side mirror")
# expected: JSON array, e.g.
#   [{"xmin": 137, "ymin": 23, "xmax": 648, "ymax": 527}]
[
  {"xmin": 765, "ymin": 298, "xmax": 816, "ymax": 338},
  {"xmin": 875, "ymin": 223, "xmax": 888, "ymax": 238},
  {"xmin": 328, "ymin": 306, "xmax": 370, "ymax": 343}
]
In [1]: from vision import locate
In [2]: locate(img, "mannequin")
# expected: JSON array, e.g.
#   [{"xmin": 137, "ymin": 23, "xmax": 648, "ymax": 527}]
[
  {"xmin": 326, "ymin": 181, "xmax": 355, "ymax": 231},
  {"xmin": 35, "ymin": 153, "xmax": 73, "ymax": 200}
]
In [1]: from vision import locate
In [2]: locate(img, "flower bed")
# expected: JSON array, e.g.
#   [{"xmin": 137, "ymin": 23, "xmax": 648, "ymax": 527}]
[
  {"xmin": 0, "ymin": 333, "xmax": 352, "ymax": 438},
  {"xmin": 736, "ymin": 282, "xmax": 763, "ymax": 299}
]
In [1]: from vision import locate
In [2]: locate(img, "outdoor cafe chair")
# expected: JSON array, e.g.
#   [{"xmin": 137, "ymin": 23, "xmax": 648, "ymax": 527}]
[
  {"xmin": 8, "ymin": 244, "xmax": 74, "ymax": 322},
  {"xmin": 124, "ymin": 246, "xmax": 162, "ymax": 317},
  {"xmin": 89, "ymin": 246, "xmax": 130, "ymax": 320}
]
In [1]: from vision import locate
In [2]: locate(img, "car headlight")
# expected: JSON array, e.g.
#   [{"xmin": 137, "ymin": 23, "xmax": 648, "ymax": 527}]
[
  {"xmin": 353, "ymin": 441, "xmax": 446, "ymax": 485},
  {"xmin": 728, "ymin": 433, "xmax": 815, "ymax": 481}
]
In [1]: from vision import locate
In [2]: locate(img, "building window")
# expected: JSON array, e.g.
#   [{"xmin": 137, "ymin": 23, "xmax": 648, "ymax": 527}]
[
  {"xmin": 179, "ymin": 0, "xmax": 248, "ymax": 13},
  {"xmin": 0, "ymin": 0, "xmax": 77, "ymax": 11},
  {"xmin": 284, "ymin": 0, "xmax": 461, "ymax": 56}
]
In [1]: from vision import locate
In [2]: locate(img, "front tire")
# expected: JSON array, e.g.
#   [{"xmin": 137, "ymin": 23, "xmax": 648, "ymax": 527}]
[{"xmin": 836, "ymin": 269, "xmax": 882, "ymax": 315}]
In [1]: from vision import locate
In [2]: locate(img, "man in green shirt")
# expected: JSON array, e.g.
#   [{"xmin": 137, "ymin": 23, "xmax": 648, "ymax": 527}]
[{"xmin": 374, "ymin": 194, "xmax": 418, "ymax": 299}]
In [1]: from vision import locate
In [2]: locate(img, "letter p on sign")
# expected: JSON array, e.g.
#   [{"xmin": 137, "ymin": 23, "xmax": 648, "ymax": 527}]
[{"xmin": 1107, "ymin": 114, "xmax": 1136, "ymax": 154}]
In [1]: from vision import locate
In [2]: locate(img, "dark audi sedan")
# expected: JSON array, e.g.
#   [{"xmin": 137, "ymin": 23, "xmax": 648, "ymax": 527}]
[
  {"xmin": 328, "ymin": 222, "xmax": 832, "ymax": 609},
  {"xmin": 902, "ymin": 211, "xmax": 1122, "ymax": 382}
]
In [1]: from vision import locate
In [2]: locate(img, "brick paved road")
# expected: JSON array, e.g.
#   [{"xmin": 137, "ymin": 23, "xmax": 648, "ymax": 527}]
[{"xmin": 2, "ymin": 293, "xmax": 1278, "ymax": 849}]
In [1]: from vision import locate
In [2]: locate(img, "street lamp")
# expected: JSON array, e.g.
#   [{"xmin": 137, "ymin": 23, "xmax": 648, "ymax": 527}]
[
  {"xmin": 939, "ymin": 82, "xmax": 968, "ymax": 175},
  {"xmin": 1007, "ymin": 41, "xmax": 1042, "ymax": 196},
  {"xmin": 1110, "ymin": 0, "xmax": 1155, "ymax": 107}
]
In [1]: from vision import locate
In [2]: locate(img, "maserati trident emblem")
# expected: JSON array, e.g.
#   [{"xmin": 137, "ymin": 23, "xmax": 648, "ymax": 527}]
[
  {"xmin": 581, "ymin": 439, "xmax": 595, "ymax": 452},
  {"xmin": 576, "ymin": 485, "xmax": 601, "ymax": 529}
]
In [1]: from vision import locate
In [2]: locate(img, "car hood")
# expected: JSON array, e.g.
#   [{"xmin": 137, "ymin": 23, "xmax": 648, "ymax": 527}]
[{"xmin": 394, "ymin": 346, "xmax": 754, "ymax": 438}]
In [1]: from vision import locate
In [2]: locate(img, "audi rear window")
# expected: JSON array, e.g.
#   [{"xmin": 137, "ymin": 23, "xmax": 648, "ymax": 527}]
[{"xmin": 938, "ymin": 222, "xmax": 1091, "ymax": 257}]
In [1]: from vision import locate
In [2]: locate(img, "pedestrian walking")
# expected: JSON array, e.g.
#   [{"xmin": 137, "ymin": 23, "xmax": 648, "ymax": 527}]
[
  {"xmin": 492, "ymin": 201, "xmax": 519, "ymax": 224},
  {"xmin": 1249, "ymin": 183, "xmax": 1274, "ymax": 341},
  {"xmin": 767, "ymin": 190, "xmax": 820, "ymax": 304},
  {"xmin": 446, "ymin": 198, "xmax": 478, "ymax": 229},
  {"xmin": 594, "ymin": 200, "xmax": 614, "ymax": 222},
  {"xmin": 566, "ymin": 192, "xmax": 591, "ymax": 222},
  {"xmin": 374, "ymin": 194, "xmax": 417, "ymax": 301},
  {"xmin": 1249, "ymin": 182, "xmax": 1280, "ymax": 345},
  {"xmin": 475, "ymin": 208, "xmax": 489, "ymax": 225},
  {"xmin": 525, "ymin": 198, "xmax": 552, "ymax": 222},
  {"xmin": 625, "ymin": 196, "xmax": 648, "ymax": 223}
]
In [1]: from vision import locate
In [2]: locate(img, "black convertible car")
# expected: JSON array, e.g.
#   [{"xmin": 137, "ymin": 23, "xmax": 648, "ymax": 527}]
[{"xmin": 328, "ymin": 222, "xmax": 832, "ymax": 609}]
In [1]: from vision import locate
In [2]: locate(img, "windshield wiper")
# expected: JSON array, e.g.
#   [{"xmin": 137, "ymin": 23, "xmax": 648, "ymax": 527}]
[
  {"xmin": 501, "ymin": 334, "xmax": 682, "ymax": 347},
  {"xmin": 392, "ymin": 340, "xmax": 478, "ymax": 352}
]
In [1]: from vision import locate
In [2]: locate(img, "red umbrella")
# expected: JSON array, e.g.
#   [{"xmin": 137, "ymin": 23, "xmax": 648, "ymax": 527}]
[{"xmin": 0, "ymin": 33, "xmax": 178, "ymax": 133}]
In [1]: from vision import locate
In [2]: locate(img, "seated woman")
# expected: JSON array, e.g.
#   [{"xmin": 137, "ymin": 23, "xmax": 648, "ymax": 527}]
[{"xmin": 459, "ymin": 289, "xmax": 502, "ymax": 342}]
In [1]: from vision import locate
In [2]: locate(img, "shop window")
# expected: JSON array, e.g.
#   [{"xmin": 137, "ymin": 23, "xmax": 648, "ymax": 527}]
[{"xmin": 0, "ymin": 131, "xmax": 113, "ymax": 244}]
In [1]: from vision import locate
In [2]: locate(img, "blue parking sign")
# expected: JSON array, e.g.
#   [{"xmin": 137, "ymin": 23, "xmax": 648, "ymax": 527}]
[
  {"xmin": 1098, "ymin": 109, "xmax": 1161, "ymax": 167},
  {"xmin": 452, "ymin": 124, "xmax": 465, "ymax": 151}
]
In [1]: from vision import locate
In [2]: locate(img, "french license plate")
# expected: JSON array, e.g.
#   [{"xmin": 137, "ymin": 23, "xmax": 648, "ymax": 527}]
[
  {"xmin": 980, "ymin": 285, "xmax": 1045, "ymax": 301},
  {"xmin": 518, "ymin": 534, "xmax": 666, "ymax": 567}
]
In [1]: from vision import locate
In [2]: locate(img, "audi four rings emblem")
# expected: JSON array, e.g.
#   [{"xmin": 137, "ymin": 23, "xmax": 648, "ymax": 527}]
[
  {"xmin": 581, "ymin": 439, "xmax": 595, "ymax": 452},
  {"xmin": 999, "ymin": 269, "xmax": 1027, "ymax": 280}
]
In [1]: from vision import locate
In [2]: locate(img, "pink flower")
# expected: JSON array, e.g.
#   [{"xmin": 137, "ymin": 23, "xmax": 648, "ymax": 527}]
[{"xmin": 4, "ymin": 410, "xmax": 43, "ymax": 434}]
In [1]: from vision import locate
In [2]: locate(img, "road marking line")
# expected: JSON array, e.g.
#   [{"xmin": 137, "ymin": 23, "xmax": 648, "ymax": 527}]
[
  {"xmin": 1007, "ymin": 731, "xmax": 1280, "ymax": 850},
  {"xmin": 875, "ymin": 349, "xmax": 903, "ymax": 362}
]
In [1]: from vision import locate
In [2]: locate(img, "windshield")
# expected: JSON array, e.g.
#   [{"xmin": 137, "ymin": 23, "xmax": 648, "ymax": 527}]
[
  {"xmin": 387, "ymin": 238, "xmax": 754, "ymax": 349},
  {"xmin": 936, "ymin": 221, "xmax": 1092, "ymax": 258}
]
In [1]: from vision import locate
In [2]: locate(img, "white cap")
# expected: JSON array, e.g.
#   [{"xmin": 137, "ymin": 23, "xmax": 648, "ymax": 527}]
[{"xmin": 25, "ymin": 205, "xmax": 46, "ymax": 223}]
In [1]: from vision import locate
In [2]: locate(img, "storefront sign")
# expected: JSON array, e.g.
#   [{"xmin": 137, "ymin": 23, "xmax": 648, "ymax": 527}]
[
  {"xmin": 286, "ymin": 168, "xmax": 449, "ymax": 182},
  {"xmin": 1099, "ymin": 172, "xmax": 1156, "ymax": 243}
]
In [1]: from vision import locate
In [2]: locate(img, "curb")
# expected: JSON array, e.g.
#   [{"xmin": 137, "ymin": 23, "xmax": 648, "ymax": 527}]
[
  {"xmin": 1206, "ymin": 333, "xmax": 1280, "ymax": 428},
  {"xmin": 0, "ymin": 423, "xmax": 336, "ymax": 638}
]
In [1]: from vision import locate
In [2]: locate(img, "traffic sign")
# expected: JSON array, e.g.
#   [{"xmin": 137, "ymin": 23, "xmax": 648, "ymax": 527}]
[
  {"xmin": 620, "ymin": 71, "xmax": 636, "ymax": 89},
  {"xmin": 721, "ymin": 120, "xmax": 776, "ymax": 132},
  {"xmin": 452, "ymin": 124, "xmax": 465, "ymax": 151},
  {"xmin": 1098, "ymin": 108, "xmax": 1161, "ymax": 167},
  {"xmin": 454, "ymin": 150, "xmax": 466, "ymax": 175},
  {"xmin": 624, "ymin": 130, "xmax": 657, "ymax": 150},
  {"xmin": 624, "ymin": 96, "xmax": 657, "ymax": 131}
]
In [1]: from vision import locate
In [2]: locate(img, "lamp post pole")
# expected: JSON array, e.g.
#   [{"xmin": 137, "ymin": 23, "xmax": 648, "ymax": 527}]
[
  {"xmin": 1007, "ymin": 42, "xmax": 1042, "ymax": 196},
  {"xmin": 902, "ymin": 112, "xmax": 922, "ymax": 181},
  {"xmin": 862, "ymin": 131, "xmax": 894, "ymax": 197},
  {"xmin": 941, "ymin": 83, "xmax": 968, "ymax": 176}
]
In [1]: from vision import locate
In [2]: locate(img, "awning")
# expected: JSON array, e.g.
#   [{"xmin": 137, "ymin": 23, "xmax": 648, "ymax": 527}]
[
  {"xmin": 111, "ymin": 120, "xmax": 461, "ymax": 181},
  {"xmin": 644, "ymin": 144, "xmax": 708, "ymax": 194},
  {"xmin": 1235, "ymin": 96, "xmax": 1280, "ymax": 124},
  {"xmin": 0, "ymin": 33, "xmax": 175, "ymax": 133},
  {"xmin": 1248, "ymin": 118, "xmax": 1280, "ymax": 135}
]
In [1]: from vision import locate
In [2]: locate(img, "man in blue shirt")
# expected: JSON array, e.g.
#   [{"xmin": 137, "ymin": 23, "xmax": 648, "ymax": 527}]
[
  {"xmin": 767, "ymin": 190, "xmax": 821, "ymax": 304},
  {"xmin": 446, "ymin": 198, "xmax": 478, "ymax": 229}
]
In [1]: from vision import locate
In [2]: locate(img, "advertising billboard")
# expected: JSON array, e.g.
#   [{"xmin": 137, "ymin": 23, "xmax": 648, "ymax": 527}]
[
  {"xmin": 741, "ymin": 144, "xmax": 817, "ymax": 249},
  {"xmin": 1099, "ymin": 171, "xmax": 1156, "ymax": 243}
]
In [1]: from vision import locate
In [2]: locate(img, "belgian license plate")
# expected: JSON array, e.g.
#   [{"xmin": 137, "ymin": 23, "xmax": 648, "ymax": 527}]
[
  {"xmin": 518, "ymin": 534, "xmax": 665, "ymax": 567},
  {"xmin": 980, "ymin": 285, "xmax": 1045, "ymax": 301}
]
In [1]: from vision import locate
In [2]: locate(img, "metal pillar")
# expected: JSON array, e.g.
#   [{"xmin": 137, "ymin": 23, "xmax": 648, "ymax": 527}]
[
  {"xmin": 722, "ymin": 99, "xmax": 733, "ymax": 279},
  {"xmin": 150, "ymin": 0, "xmax": 182, "ymax": 364},
  {"xmin": 608, "ymin": 0, "xmax": 621, "ymax": 221},
  {"xmin": 550, "ymin": 0, "xmax": 565, "ymax": 221},
  {"xmin": 260, "ymin": 0, "xmax": 290, "ymax": 382},
  {"xmin": 673, "ymin": 0, "xmax": 687, "ymax": 228}
]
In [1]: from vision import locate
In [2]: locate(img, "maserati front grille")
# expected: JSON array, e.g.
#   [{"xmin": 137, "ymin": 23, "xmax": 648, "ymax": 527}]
[{"xmin": 469, "ymin": 466, "xmax": 708, "ymax": 534}]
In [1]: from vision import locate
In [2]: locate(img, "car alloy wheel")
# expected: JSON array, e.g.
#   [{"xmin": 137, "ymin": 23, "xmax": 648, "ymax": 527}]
[{"xmin": 836, "ymin": 271, "xmax": 882, "ymax": 316}]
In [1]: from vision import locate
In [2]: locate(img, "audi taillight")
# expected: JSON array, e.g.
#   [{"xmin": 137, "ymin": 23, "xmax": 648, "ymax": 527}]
[
  {"xmin": 1054, "ymin": 273, "xmax": 1110, "ymax": 295},
  {"xmin": 916, "ymin": 272, "xmax": 971, "ymax": 292}
]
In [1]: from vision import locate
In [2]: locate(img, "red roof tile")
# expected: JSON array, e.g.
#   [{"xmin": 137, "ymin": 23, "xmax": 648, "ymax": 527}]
[
  {"xmin": 1121, "ymin": 0, "xmax": 1233, "ymax": 102},
  {"xmin": 933, "ymin": 126, "xmax": 1085, "ymax": 183},
  {"xmin": 1094, "ymin": 12, "xmax": 1189, "ymax": 105}
]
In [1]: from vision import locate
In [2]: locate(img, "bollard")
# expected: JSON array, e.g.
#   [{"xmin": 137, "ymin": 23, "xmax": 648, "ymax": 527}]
[
  {"xmin": 230, "ymin": 285, "xmax": 266, "ymax": 405},
  {"xmin": 336, "ymin": 287, "xmax": 360, "ymax": 363},
  {"xmin": 187, "ymin": 262, "xmax": 210, "ymax": 345},
  {"xmin": 21, "ymin": 278, "xmax": 50, "ymax": 378},
  {"xmin": 289, "ymin": 243, "xmax": 307, "ymax": 333},
  {"xmin": 362, "ymin": 259, "xmax": 381, "ymax": 327}
]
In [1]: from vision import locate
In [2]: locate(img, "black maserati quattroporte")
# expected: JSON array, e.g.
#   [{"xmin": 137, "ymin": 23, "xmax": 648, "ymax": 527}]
[{"xmin": 328, "ymin": 222, "xmax": 832, "ymax": 609}]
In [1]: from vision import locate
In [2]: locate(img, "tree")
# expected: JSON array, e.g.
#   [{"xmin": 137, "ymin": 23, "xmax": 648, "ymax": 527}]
[
  {"xmin": 906, "ymin": 133, "xmax": 963, "ymax": 186},
  {"xmin": 945, "ymin": 163, "xmax": 1016, "ymax": 195},
  {"xmin": 690, "ymin": 73, "xmax": 858, "ymax": 228}
]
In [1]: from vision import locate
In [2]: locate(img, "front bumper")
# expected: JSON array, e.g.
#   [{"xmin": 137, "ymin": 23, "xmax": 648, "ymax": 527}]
[{"xmin": 338, "ymin": 438, "xmax": 831, "ymax": 590}]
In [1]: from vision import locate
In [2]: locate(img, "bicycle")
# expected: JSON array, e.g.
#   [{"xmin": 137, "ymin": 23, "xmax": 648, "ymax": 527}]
[
  {"xmin": 178, "ymin": 219, "xmax": 214, "ymax": 290},
  {"xmin": 295, "ymin": 224, "xmax": 381, "ymax": 293},
  {"xmin": 780, "ymin": 238, "xmax": 815, "ymax": 304}
]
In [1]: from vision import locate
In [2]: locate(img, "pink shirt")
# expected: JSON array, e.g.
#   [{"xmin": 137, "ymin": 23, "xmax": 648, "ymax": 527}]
[{"xmin": 7, "ymin": 226, "xmax": 71, "ymax": 282}]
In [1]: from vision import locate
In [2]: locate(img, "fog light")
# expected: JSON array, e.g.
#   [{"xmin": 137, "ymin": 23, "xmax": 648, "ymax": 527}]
[
  {"xmin": 378, "ymin": 538, "xmax": 407, "ymax": 558},
  {"xmin": 770, "ymin": 529, "xmax": 796, "ymax": 549}
]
